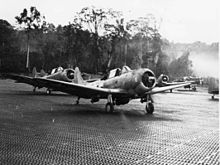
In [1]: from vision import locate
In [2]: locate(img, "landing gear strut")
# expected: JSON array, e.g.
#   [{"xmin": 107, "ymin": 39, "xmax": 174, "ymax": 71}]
[
  {"xmin": 211, "ymin": 95, "xmax": 215, "ymax": 100},
  {"xmin": 105, "ymin": 94, "xmax": 114, "ymax": 113},
  {"xmin": 142, "ymin": 95, "xmax": 154, "ymax": 114},
  {"xmin": 75, "ymin": 97, "xmax": 80, "ymax": 105}
]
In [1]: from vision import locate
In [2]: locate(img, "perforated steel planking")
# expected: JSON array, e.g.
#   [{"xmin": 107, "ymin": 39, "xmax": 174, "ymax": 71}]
[{"xmin": 0, "ymin": 80, "xmax": 219, "ymax": 165}]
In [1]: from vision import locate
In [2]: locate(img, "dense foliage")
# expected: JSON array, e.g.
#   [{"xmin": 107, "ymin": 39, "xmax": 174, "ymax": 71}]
[{"xmin": 0, "ymin": 6, "xmax": 195, "ymax": 79}]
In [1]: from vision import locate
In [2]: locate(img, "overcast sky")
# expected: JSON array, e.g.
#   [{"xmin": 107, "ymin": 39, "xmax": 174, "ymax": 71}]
[{"xmin": 0, "ymin": 0, "xmax": 219, "ymax": 43}]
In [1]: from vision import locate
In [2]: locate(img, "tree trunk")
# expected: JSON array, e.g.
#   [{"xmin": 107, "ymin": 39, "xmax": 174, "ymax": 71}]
[{"xmin": 26, "ymin": 32, "xmax": 30, "ymax": 72}]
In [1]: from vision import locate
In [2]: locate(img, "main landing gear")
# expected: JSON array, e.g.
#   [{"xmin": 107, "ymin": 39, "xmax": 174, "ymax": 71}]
[
  {"xmin": 46, "ymin": 88, "xmax": 52, "ymax": 95},
  {"xmin": 75, "ymin": 97, "xmax": 80, "ymax": 105},
  {"xmin": 105, "ymin": 94, "xmax": 114, "ymax": 113},
  {"xmin": 33, "ymin": 87, "xmax": 36, "ymax": 92},
  {"xmin": 145, "ymin": 102, "xmax": 154, "ymax": 114},
  {"xmin": 141, "ymin": 95, "xmax": 154, "ymax": 114},
  {"xmin": 211, "ymin": 95, "xmax": 215, "ymax": 100}
]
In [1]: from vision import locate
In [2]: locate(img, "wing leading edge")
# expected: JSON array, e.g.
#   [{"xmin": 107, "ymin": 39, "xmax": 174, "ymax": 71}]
[
  {"xmin": 34, "ymin": 77, "xmax": 129, "ymax": 98},
  {"xmin": 3, "ymin": 73, "xmax": 38, "ymax": 86},
  {"xmin": 144, "ymin": 82, "xmax": 192, "ymax": 95}
]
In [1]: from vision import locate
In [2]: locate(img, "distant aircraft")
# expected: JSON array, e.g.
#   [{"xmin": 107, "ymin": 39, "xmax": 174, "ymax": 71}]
[
  {"xmin": 4, "ymin": 67, "xmax": 75, "ymax": 94},
  {"xmin": 172, "ymin": 76, "xmax": 202, "ymax": 91},
  {"xmin": 33, "ymin": 66, "xmax": 191, "ymax": 114},
  {"xmin": 156, "ymin": 74, "xmax": 194, "ymax": 92},
  {"xmin": 208, "ymin": 78, "xmax": 219, "ymax": 99}
]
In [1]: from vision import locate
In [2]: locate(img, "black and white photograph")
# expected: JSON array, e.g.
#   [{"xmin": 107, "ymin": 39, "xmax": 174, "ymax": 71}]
[{"xmin": 0, "ymin": 0, "xmax": 219, "ymax": 164}]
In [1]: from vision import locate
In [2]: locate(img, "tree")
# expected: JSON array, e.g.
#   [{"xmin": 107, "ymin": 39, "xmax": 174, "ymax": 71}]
[
  {"xmin": 155, "ymin": 52, "xmax": 170, "ymax": 77},
  {"xmin": 72, "ymin": 6, "xmax": 119, "ymax": 73},
  {"xmin": 168, "ymin": 51, "xmax": 193, "ymax": 79},
  {"xmin": 40, "ymin": 25, "xmax": 66, "ymax": 71},
  {"xmin": 0, "ymin": 19, "xmax": 24, "ymax": 72},
  {"xmin": 63, "ymin": 24, "xmax": 91, "ymax": 69},
  {"xmin": 104, "ymin": 17, "xmax": 131, "ymax": 69},
  {"xmin": 0, "ymin": 20, "xmax": 13, "ymax": 58},
  {"xmin": 126, "ymin": 15, "xmax": 162, "ymax": 69},
  {"xmin": 15, "ymin": 6, "xmax": 46, "ymax": 72}
]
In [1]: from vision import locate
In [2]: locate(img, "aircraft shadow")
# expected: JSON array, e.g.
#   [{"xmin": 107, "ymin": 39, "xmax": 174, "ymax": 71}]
[
  {"xmin": 4, "ymin": 91, "xmax": 69, "ymax": 96},
  {"xmin": 209, "ymin": 98, "xmax": 219, "ymax": 101},
  {"xmin": 43, "ymin": 103, "xmax": 182, "ymax": 122}
]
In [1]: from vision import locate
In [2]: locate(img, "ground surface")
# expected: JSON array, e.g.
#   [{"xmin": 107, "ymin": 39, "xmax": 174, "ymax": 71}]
[{"xmin": 0, "ymin": 79, "xmax": 219, "ymax": 165}]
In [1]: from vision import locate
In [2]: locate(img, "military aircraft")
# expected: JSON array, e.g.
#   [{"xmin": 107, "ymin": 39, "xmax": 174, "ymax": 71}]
[
  {"xmin": 33, "ymin": 66, "xmax": 191, "ymax": 114},
  {"xmin": 156, "ymin": 74, "xmax": 195, "ymax": 92},
  {"xmin": 173, "ymin": 76, "xmax": 203, "ymax": 91},
  {"xmin": 208, "ymin": 78, "xmax": 219, "ymax": 99},
  {"xmin": 4, "ymin": 66, "xmax": 75, "ymax": 94}
]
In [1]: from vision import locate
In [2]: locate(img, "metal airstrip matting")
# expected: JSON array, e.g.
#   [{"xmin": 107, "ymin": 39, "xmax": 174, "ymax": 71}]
[{"xmin": 0, "ymin": 80, "xmax": 219, "ymax": 165}]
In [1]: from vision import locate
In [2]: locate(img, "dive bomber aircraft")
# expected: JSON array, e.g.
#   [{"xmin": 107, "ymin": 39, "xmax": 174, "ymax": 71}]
[
  {"xmin": 156, "ymin": 74, "xmax": 196, "ymax": 92},
  {"xmin": 4, "ymin": 67, "xmax": 75, "ymax": 94},
  {"xmin": 32, "ymin": 66, "xmax": 191, "ymax": 114}
]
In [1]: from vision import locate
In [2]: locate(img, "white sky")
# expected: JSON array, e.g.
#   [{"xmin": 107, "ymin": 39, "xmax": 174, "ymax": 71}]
[{"xmin": 0, "ymin": 0, "xmax": 219, "ymax": 43}]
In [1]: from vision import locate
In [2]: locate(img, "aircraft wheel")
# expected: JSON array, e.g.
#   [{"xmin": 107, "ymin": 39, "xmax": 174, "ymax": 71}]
[
  {"xmin": 192, "ymin": 86, "xmax": 196, "ymax": 91},
  {"xmin": 105, "ymin": 103, "xmax": 114, "ymax": 113},
  {"xmin": 212, "ymin": 95, "xmax": 214, "ymax": 100},
  {"xmin": 46, "ymin": 89, "xmax": 51, "ymax": 95},
  {"xmin": 146, "ymin": 102, "xmax": 154, "ymax": 114},
  {"xmin": 33, "ymin": 87, "xmax": 36, "ymax": 92}
]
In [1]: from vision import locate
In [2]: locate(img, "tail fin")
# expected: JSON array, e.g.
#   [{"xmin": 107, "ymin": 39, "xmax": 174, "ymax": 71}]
[
  {"xmin": 32, "ymin": 67, "xmax": 37, "ymax": 78},
  {"xmin": 156, "ymin": 74, "xmax": 164, "ymax": 85},
  {"xmin": 73, "ymin": 67, "xmax": 85, "ymax": 84},
  {"xmin": 121, "ymin": 66, "xmax": 131, "ymax": 74},
  {"xmin": 40, "ymin": 69, "xmax": 47, "ymax": 77}
]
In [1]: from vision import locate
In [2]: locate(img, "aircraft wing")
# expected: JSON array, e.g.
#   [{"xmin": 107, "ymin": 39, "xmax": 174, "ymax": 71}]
[
  {"xmin": 145, "ymin": 82, "xmax": 192, "ymax": 95},
  {"xmin": 3, "ymin": 73, "xmax": 38, "ymax": 87},
  {"xmin": 34, "ymin": 78, "xmax": 129, "ymax": 98},
  {"xmin": 160, "ymin": 81, "xmax": 195, "ymax": 86}
]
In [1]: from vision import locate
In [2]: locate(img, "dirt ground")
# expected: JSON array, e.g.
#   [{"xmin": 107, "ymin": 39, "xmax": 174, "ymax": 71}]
[{"xmin": 0, "ymin": 79, "xmax": 219, "ymax": 165}]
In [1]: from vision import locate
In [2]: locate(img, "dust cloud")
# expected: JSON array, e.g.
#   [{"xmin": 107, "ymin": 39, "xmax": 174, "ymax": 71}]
[{"xmin": 189, "ymin": 52, "xmax": 219, "ymax": 78}]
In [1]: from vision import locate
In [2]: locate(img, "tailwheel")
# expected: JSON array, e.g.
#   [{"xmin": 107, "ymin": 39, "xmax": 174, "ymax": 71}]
[
  {"xmin": 46, "ymin": 89, "xmax": 52, "ymax": 95},
  {"xmin": 192, "ymin": 86, "xmax": 196, "ymax": 91},
  {"xmin": 75, "ymin": 97, "xmax": 80, "ymax": 105},
  {"xmin": 105, "ymin": 103, "xmax": 114, "ymax": 113},
  {"xmin": 145, "ymin": 102, "xmax": 154, "ymax": 114}
]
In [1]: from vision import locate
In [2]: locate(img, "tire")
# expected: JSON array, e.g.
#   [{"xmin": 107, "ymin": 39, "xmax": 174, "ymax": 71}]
[
  {"xmin": 105, "ymin": 103, "xmax": 114, "ymax": 113},
  {"xmin": 146, "ymin": 102, "xmax": 154, "ymax": 114},
  {"xmin": 46, "ymin": 89, "xmax": 51, "ymax": 95}
]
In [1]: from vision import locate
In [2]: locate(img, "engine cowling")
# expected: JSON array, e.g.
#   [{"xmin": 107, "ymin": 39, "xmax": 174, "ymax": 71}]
[
  {"xmin": 156, "ymin": 74, "xmax": 169, "ymax": 86},
  {"xmin": 66, "ymin": 69, "xmax": 75, "ymax": 80},
  {"xmin": 62, "ymin": 69, "xmax": 75, "ymax": 82},
  {"xmin": 47, "ymin": 69, "xmax": 75, "ymax": 82},
  {"xmin": 142, "ymin": 71, "xmax": 156, "ymax": 88},
  {"xmin": 161, "ymin": 75, "xmax": 169, "ymax": 82},
  {"xmin": 134, "ymin": 69, "xmax": 156, "ymax": 95}
]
